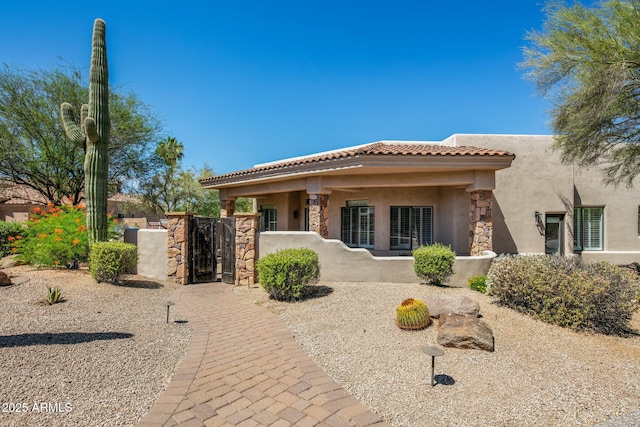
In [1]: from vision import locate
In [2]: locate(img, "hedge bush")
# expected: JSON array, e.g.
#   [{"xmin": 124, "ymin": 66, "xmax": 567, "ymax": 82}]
[
  {"xmin": 467, "ymin": 275, "xmax": 488, "ymax": 293},
  {"xmin": 487, "ymin": 254, "xmax": 640, "ymax": 335},
  {"xmin": 90, "ymin": 242, "xmax": 137, "ymax": 284},
  {"xmin": 0, "ymin": 221, "xmax": 24, "ymax": 257},
  {"xmin": 413, "ymin": 243, "xmax": 456, "ymax": 286},
  {"xmin": 256, "ymin": 248, "xmax": 320, "ymax": 301}
]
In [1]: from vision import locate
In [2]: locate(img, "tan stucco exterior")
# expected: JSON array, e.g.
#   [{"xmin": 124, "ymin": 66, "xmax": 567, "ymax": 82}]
[{"xmin": 453, "ymin": 134, "xmax": 640, "ymax": 262}]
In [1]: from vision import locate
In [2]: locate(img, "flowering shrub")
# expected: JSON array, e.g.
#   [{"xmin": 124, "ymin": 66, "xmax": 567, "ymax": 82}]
[
  {"xmin": 10, "ymin": 204, "xmax": 119, "ymax": 268},
  {"xmin": 0, "ymin": 220, "xmax": 25, "ymax": 257}
]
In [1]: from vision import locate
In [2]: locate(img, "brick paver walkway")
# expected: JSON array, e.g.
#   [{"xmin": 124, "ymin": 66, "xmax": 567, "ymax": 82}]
[{"xmin": 138, "ymin": 283, "xmax": 390, "ymax": 427}]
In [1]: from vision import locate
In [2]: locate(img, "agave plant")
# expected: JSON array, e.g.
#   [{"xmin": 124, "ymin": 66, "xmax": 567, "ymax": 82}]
[
  {"xmin": 395, "ymin": 298, "xmax": 431, "ymax": 330},
  {"xmin": 46, "ymin": 287, "xmax": 63, "ymax": 305}
]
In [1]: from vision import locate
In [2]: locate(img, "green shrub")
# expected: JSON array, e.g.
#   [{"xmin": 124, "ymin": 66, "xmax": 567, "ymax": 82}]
[
  {"xmin": 0, "ymin": 221, "xmax": 25, "ymax": 257},
  {"xmin": 395, "ymin": 298, "xmax": 431, "ymax": 330},
  {"xmin": 90, "ymin": 242, "xmax": 137, "ymax": 284},
  {"xmin": 468, "ymin": 275, "xmax": 487, "ymax": 293},
  {"xmin": 256, "ymin": 248, "xmax": 320, "ymax": 301},
  {"xmin": 412, "ymin": 243, "xmax": 456, "ymax": 286},
  {"xmin": 488, "ymin": 254, "xmax": 640, "ymax": 335}
]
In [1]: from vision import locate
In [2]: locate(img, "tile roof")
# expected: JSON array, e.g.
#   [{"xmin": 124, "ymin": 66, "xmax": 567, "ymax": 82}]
[{"xmin": 200, "ymin": 142, "xmax": 514, "ymax": 185}]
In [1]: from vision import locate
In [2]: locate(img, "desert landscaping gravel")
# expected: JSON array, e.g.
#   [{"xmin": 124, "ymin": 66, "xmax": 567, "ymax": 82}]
[
  {"xmin": 1, "ymin": 262, "xmax": 638, "ymax": 427},
  {"xmin": 234, "ymin": 281, "xmax": 640, "ymax": 427},
  {"xmin": 0, "ymin": 265, "xmax": 192, "ymax": 427}
]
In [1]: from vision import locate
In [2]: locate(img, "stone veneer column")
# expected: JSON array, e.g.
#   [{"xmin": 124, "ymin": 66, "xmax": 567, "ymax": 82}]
[
  {"xmin": 469, "ymin": 190, "xmax": 493, "ymax": 256},
  {"xmin": 235, "ymin": 213, "xmax": 259, "ymax": 287},
  {"xmin": 221, "ymin": 199, "xmax": 235, "ymax": 218},
  {"xmin": 308, "ymin": 194, "xmax": 329, "ymax": 238},
  {"xmin": 166, "ymin": 212, "xmax": 195, "ymax": 285}
]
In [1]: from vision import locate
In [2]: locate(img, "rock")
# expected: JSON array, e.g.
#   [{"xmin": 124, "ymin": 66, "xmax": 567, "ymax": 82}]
[
  {"xmin": 437, "ymin": 313, "xmax": 494, "ymax": 352},
  {"xmin": 426, "ymin": 294, "xmax": 480, "ymax": 318},
  {"xmin": 0, "ymin": 270, "xmax": 12, "ymax": 286},
  {"xmin": 0, "ymin": 254, "xmax": 19, "ymax": 269}
]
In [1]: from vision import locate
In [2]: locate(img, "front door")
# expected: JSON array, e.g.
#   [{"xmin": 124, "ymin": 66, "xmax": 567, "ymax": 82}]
[{"xmin": 545, "ymin": 214, "xmax": 564, "ymax": 255}]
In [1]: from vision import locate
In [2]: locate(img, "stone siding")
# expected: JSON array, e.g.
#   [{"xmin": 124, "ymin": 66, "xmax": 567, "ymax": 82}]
[
  {"xmin": 167, "ymin": 212, "xmax": 194, "ymax": 285},
  {"xmin": 469, "ymin": 190, "xmax": 493, "ymax": 256},
  {"xmin": 308, "ymin": 194, "xmax": 329, "ymax": 238},
  {"xmin": 235, "ymin": 214, "xmax": 259, "ymax": 287}
]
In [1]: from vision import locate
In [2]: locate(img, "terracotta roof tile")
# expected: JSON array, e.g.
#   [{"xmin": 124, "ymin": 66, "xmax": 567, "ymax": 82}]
[{"xmin": 200, "ymin": 142, "xmax": 513, "ymax": 185}]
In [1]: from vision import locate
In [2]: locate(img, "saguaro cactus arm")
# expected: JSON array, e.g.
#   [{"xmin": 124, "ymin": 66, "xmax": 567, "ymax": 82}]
[
  {"xmin": 60, "ymin": 103, "xmax": 86, "ymax": 146},
  {"xmin": 84, "ymin": 117, "xmax": 99, "ymax": 142}
]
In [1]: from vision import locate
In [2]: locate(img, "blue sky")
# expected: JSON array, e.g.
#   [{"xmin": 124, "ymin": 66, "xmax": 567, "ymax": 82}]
[{"xmin": 2, "ymin": 1, "xmax": 554, "ymax": 175}]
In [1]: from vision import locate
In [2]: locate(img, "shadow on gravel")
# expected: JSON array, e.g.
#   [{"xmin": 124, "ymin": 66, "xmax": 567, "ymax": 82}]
[
  {"xmin": 304, "ymin": 285, "xmax": 334, "ymax": 300},
  {"xmin": 0, "ymin": 332, "xmax": 134, "ymax": 348},
  {"xmin": 117, "ymin": 278, "xmax": 164, "ymax": 289},
  {"xmin": 434, "ymin": 374, "xmax": 455, "ymax": 386}
]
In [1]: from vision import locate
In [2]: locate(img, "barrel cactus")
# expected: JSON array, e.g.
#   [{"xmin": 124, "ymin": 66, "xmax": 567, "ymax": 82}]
[
  {"xmin": 395, "ymin": 298, "xmax": 432, "ymax": 330},
  {"xmin": 61, "ymin": 18, "xmax": 110, "ymax": 246}
]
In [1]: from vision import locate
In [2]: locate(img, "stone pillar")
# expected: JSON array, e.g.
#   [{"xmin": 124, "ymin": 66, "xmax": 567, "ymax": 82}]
[
  {"xmin": 235, "ymin": 214, "xmax": 259, "ymax": 287},
  {"xmin": 308, "ymin": 194, "xmax": 329, "ymax": 238},
  {"xmin": 469, "ymin": 190, "xmax": 493, "ymax": 256},
  {"xmin": 221, "ymin": 199, "xmax": 236, "ymax": 218},
  {"xmin": 166, "ymin": 212, "xmax": 194, "ymax": 285}
]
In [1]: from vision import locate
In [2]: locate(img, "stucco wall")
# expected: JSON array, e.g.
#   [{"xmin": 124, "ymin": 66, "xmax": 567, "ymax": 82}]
[
  {"xmin": 124, "ymin": 228, "xmax": 168, "ymax": 282},
  {"xmin": 259, "ymin": 231, "xmax": 495, "ymax": 286},
  {"xmin": 451, "ymin": 134, "xmax": 640, "ymax": 263}
]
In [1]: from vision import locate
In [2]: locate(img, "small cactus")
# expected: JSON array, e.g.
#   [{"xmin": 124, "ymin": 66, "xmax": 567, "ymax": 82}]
[
  {"xmin": 395, "ymin": 298, "xmax": 431, "ymax": 330},
  {"xmin": 46, "ymin": 287, "xmax": 63, "ymax": 305}
]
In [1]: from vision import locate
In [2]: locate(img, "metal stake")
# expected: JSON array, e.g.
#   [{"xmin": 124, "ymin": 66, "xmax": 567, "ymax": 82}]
[
  {"xmin": 165, "ymin": 301, "xmax": 175, "ymax": 323},
  {"xmin": 422, "ymin": 346, "xmax": 445, "ymax": 386}
]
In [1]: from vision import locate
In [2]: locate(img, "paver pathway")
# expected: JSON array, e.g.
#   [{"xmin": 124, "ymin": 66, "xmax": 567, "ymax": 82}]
[{"xmin": 138, "ymin": 282, "xmax": 390, "ymax": 427}]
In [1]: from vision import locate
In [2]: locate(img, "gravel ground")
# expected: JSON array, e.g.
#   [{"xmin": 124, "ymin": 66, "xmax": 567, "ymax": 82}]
[
  {"xmin": 0, "ymin": 265, "xmax": 192, "ymax": 427},
  {"xmin": 234, "ymin": 281, "xmax": 640, "ymax": 427}
]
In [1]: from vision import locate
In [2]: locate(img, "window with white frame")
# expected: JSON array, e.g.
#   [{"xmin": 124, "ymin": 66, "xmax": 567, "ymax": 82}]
[
  {"xmin": 574, "ymin": 207, "xmax": 603, "ymax": 251},
  {"xmin": 260, "ymin": 205, "xmax": 277, "ymax": 231},
  {"xmin": 341, "ymin": 201, "xmax": 374, "ymax": 248},
  {"xmin": 390, "ymin": 206, "xmax": 433, "ymax": 250}
]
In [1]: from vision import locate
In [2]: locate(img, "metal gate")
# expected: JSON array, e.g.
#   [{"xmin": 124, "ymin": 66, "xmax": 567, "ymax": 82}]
[
  {"xmin": 189, "ymin": 217, "xmax": 236, "ymax": 284},
  {"xmin": 219, "ymin": 217, "xmax": 236, "ymax": 284}
]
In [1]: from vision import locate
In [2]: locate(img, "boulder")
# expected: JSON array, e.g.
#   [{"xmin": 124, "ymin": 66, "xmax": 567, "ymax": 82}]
[
  {"xmin": 0, "ymin": 271, "xmax": 12, "ymax": 286},
  {"xmin": 437, "ymin": 313, "xmax": 494, "ymax": 352},
  {"xmin": 426, "ymin": 294, "xmax": 480, "ymax": 318},
  {"xmin": 0, "ymin": 254, "xmax": 19, "ymax": 269}
]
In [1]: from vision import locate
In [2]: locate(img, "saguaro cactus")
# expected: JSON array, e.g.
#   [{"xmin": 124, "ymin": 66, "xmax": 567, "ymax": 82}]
[{"xmin": 61, "ymin": 18, "xmax": 110, "ymax": 245}]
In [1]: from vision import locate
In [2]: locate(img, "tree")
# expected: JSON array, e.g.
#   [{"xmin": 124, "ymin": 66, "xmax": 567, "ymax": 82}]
[
  {"xmin": 521, "ymin": 0, "xmax": 640, "ymax": 186},
  {"xmin": 138, "ymin": 157, "xmax": 253, "ymax": 217},
  {"xmin": 0, "ymin": 63, "xmax": 163, "ymax": 205}
]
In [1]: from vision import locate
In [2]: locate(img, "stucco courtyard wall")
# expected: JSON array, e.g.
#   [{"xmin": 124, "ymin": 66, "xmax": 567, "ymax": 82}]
[
  {"xmin": 258, "ymin": 231, "xmax": 495, "ymax": 286},
  {"xmin": 124, "ymin": 228, "xmax": 168, "ymax": 282}
]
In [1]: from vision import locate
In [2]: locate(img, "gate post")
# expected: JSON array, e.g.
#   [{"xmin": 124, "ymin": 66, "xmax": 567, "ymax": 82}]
[
  {"xmin": 235, "ymin": 213, "xmax": 259, "ymax": 287},
  {"xmin": 166, "ymin": 212, "xmax": 195, "ymax": 285}
]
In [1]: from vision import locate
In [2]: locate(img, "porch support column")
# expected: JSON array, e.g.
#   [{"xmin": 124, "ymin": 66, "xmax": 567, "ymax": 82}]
[
  {"xmin": 235, "ymin": 213, "xmax": 259, "ymax": 287},
  {"xmin": 166, "ymin": 211, "xmax": 195, "ymax": 285},
  {"xmin": 469, "ymin": 190, "xmax": 493, "ymax": 256},
  {"xmin": 308, "ymin": 194, "xmax": 329, "ymax": 238},
  {"xmin": 221, "ymin": 199, "xmax": 236, "ymax": 218}
]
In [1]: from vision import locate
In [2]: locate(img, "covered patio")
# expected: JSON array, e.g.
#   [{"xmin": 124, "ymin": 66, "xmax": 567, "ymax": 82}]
[{"xmin": 201, "ymin": 141, "xmax": 514, "ymax": 257}]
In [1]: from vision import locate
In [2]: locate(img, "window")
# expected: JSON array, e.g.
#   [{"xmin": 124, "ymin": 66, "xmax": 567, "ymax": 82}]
[
  {"xmin": 574, "ymin": 207, "xmax": 603, "ymax": 251},
  {"xmin": 341, "ymin": 205, "xmax": 375, "ymax": 248},
  {"xmin": 390, "ymin": 206, "xmax": 433, "ymax": 250},
  {"xmin": 260, "ymin": 205, "xmax": 277, "ymax": 231}
]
